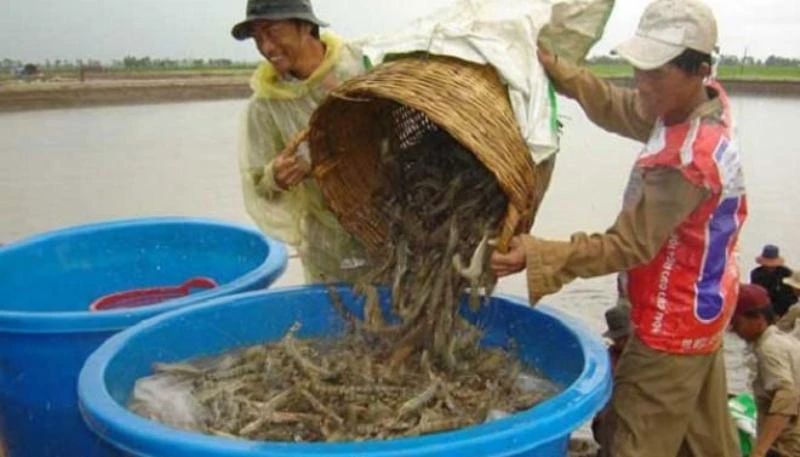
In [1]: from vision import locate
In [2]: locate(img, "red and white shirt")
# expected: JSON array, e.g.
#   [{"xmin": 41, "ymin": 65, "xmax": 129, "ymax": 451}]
[{"xmin": 625, "ymin": 81, "xmax": 748, "ymax": 354}]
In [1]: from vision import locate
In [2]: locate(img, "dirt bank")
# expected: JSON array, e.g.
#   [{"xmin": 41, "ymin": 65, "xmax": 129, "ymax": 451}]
[
  {"xmin": 2, "ymin": 75, "xmax": 798, "ymax": 113},
  {"xmin": 0, "ymin": 77, "xmax": 251, "ymax": 113}
]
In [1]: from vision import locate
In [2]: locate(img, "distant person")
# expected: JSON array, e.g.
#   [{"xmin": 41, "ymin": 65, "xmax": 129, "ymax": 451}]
[
  {"xmin": 776, "ymin": 271, "xmax": 800, "ymax": 337},
  {"xmin": 751, "ymin": 244, "xmax": 797, "ymax": 317},
  {"xmin": 232, "ymin": 0, "xmax": 369, "ymax": 283},
  {"xmin": 592, "ymin": 305, "xmax": 631, "ymax": 457},
  {"xmin": 729, "ymin": 284, "xmax": 800, "ymax": 457},
  {"xmin": 490, "ymin": 0, "xmax": 745, "ymax": 455},
  {"xmin": 602, "ymin": 305, "xmax": 631, "ymax": 369},
  {"xmin": 615, "ymin": 273, "xmax": 631, "ymax": 309}
]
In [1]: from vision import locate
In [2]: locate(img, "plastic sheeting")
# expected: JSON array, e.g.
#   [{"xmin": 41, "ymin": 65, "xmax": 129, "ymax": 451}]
[
  {"xmin": 238, "ymin": 32, "xmax": 370, "ymax": 283},
  {"xmin": 361, "ymin": 0, "xmax": 614, "ymax": 164}
]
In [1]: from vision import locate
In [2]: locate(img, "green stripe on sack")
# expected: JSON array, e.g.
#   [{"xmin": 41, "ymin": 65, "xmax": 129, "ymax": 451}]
[{"xmin": 548, "ymin": 80, "xmax": 559, "ymax": 136}]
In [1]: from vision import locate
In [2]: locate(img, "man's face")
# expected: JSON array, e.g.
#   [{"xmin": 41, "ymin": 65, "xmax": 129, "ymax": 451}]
[
  {"xmin": 633, "ymin": 63, "xmax": 705, "ymax": 121},
  {"xmin": 729, "ymin": 314, "xmax": 762, "ymax": 342},
  {"xmin": 252, "ymin": 20, "xmax": 312, "ymax": 76}
]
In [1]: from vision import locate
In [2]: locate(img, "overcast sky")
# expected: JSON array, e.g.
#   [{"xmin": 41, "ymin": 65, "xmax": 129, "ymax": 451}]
[{"xmin": 1, "ymin": 0, "xmax": 798, "ymax": 63}]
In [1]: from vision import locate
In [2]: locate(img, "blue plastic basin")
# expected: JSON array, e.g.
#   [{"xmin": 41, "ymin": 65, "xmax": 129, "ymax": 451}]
[
  {"xmin": 78, "ymin": 286, "xmax": 611, "ymax": 457},
  {"xmin": 0, "ymin": 218, "xmax": 288, "ymax": 457}
]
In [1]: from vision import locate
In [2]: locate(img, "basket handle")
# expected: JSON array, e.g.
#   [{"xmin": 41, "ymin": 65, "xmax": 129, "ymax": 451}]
[
  {"xmin": 282, "ymin": 128, "xmax": 310, "ymax": 157},
  {"xmin": 496, "ymin": 204, "xmax": 521, "ymax": 254}
]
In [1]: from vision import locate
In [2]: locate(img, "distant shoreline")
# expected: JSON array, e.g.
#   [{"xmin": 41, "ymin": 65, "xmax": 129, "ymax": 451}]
[
  {"xmin": 0, "ymin": 76, "xmax": 252, "ymax": 113},
  {"xmin": 605, "ymin": 77, "xmax": 800, "ymax": 97},
  {"xmin": 1, "ymin": 75, "xmax": 799, "ymax": 113}
]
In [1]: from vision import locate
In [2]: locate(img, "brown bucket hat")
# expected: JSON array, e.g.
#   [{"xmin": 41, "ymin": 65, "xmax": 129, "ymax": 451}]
[
  {"xmin": 756, "ymin": 244, "xmax": 785, "ymax": 267},
  {"xmin": 231, "ymin": 0, "xmax": 329, "ymax": 40}
]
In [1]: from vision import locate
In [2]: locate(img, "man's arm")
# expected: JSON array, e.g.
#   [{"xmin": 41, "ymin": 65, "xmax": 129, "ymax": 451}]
[
  {"xmin": 540, "ymin": 50, "xmax": 656, "ymax": 143},
  {"xmin": 240, "ymin": 102, "xmax": 285, "ymax": 199},
  {"xmin": 752, "ymin": 407, "xmax": 792, "ymax": 457},
  {"xmin": 521, "ymin": 167, "xmax": 708, "ymax": 304},
  {"xmin": 752, "ymin": 350, "xmax": 800, "ymax": 456},
  {"xmin": 240, "ymin": 102, "xmax": 310, "ymax": 200},
  {"xmin": 238, "ymin": 102, "xmax": 308, "ymax": 246}
]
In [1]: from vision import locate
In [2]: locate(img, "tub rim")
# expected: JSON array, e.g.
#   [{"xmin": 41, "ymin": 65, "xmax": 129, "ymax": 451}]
[
  {"xmin": 78, "ymin": 286, "xmax": 612, "ymax": 456},
  {"xmin": 0, "ymin": 217, "xmax": 288, "ymax": 334}
]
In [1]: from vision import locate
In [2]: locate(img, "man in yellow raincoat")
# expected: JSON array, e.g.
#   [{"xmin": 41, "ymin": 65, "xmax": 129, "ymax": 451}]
[{"xmin": 232, "ymin": 0, "xmax": 369, "ymax": 283}]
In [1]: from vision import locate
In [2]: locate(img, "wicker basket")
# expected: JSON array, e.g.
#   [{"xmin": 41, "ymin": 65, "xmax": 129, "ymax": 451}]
[{"xmin": 294, "ymin": 55, "xmax": 555, "ymax": 254}]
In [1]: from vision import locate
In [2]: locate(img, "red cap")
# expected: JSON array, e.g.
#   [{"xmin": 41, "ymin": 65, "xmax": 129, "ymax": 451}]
[{"xmin": 735, "ymin": 284, "xmax": 771, "ymax": 315}]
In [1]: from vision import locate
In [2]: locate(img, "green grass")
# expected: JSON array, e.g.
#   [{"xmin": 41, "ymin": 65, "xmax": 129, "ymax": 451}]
[
  {"xmin": 587, "ymin": 63, "xmax": 633, "ymax": 78},
  {"xmin": 4, "ymin": 63, "xmax": 799, "ymax": 83},
  {"xmin": 716, "ymin": 65, "xmax": 800, "ymax": 81},
  {"xmin": 588, "ymin": 63, "xmax": 800, "ymax": 81}
]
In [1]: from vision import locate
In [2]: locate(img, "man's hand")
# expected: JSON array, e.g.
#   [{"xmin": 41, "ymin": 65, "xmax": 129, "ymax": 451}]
[
  {"xmin": 537, "ymin": 46, "xmax": 558, "ymax": 73},
  {"xmin": 273, "ymin": 152, "xmax": 309, "ymax": 189},
  {"xmin": 751, "ymin": 412, "xmax": 793, "ymax": 457},
  {"xmin": 490, "ymin": 235, "xmax": 527, "ymax": 278}
]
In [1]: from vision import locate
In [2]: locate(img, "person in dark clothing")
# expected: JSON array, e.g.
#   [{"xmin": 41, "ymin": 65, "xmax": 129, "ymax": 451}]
[{"xmin": 751, "ymin": 245, "xmax": 797, "ymax": 317}]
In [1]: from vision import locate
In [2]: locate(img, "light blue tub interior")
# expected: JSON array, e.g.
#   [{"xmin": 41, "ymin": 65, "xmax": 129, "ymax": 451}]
[{"xmin": 79, "ymin": 286, "xmax": 611, "ymax": 457}]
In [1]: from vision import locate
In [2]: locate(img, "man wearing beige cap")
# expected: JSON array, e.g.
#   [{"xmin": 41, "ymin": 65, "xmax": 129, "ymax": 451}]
[{"xmin": 491, "ymin": 0, "xmax": 747, "ymax": 455}]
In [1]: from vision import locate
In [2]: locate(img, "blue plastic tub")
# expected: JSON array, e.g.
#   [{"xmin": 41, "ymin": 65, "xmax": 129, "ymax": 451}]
[
  {"xmin": 79, "ymin": 286, "xmax": 611, "ymax": 457},
  {"xmin": 0, "ymin": 218, "xmax": 288, "ymax": 457}
]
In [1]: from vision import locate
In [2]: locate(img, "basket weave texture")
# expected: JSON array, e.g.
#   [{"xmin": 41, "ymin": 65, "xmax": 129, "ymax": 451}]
[{"xmin": 305, "ymin": 55, "xmax": 555, "ymax": 254}]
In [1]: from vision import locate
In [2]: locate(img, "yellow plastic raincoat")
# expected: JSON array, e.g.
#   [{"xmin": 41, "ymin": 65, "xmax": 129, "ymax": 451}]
[{"xmin": 238, "ymin": 32, "xmax": 369, "ymax": 283}]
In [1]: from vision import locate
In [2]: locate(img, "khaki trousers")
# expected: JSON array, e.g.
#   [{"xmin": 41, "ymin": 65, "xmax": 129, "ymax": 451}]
[{"xmin": 606, "ymin": 337, "xmax": 740, "ymax": 457}]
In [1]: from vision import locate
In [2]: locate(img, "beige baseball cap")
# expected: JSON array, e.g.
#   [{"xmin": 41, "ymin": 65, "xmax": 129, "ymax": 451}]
[{"xmin": 613, "ymin": 0, "xmax": 718, "ymax": 70}]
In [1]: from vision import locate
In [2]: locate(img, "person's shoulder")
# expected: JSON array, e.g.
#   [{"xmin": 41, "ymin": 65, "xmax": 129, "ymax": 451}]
[
  {"xmin": 340, "ymin": 39, "xmax": 364, "ymax": 58},
  {"xmin": 750, "ymin": 267, "xmax": 767, "ymax": 280},
  {"xmin": 760, "ymin": 328, "xmax": 800, "ymax": 356},
  {"xmin": 322, "ymin": 31, "xmax": 359, "ymax": 59},
  {"xmin": 242, "ymin": 96, "xmax": 282, "ymax": 130},
  {"xmin": 320, "ymin": 32, "xmax": 367, "ymax": 78},
  {"xmin": 777, "ymin": 306, "xmax": 800, "ymax": 331},
  {"xmin": 680, "ymin": 89, "xmax": 732, "ymax": 154},
  {"xmin": 339, "ymin": 40, "xmax": 367, "ymax": 72},
  {"xmin": 245, "ymin": 96, "xmax": 269, "ymax": 115},
  {"xmin": 689, "ymin": 117, "xmax": 728, "ymax": 157}
]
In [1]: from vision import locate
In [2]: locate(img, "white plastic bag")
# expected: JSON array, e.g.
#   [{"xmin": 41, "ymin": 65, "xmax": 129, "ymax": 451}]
[
  {"xmin": 129, "ymin": 352, "xmax": 251, "ymax": 431},
  {"xmin": 129, "ymin": 372, "xmax": 206, "ymax": 432},
  {"xmin": 484, "ymin": 371, "xmax": 562, "ymax": 423},
  {"xmin": 361, "ymin": 0, "xmax": 614, "ymax": 164},
  {"xmin": 517, "ymin": 371, "xmax": 561, "ymax": 396}
]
